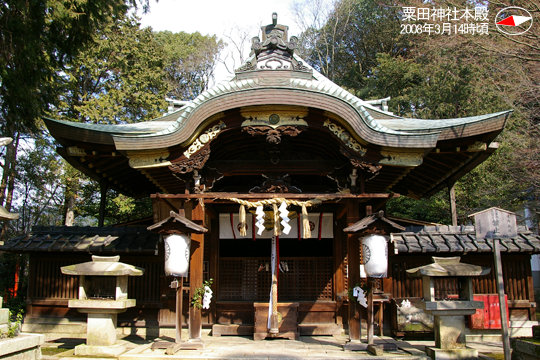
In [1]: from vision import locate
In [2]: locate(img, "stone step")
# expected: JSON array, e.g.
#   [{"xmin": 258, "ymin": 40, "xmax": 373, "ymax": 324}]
[{"xmin": 22, "ymin": 322, "xmax": 87, "ymax": 334}]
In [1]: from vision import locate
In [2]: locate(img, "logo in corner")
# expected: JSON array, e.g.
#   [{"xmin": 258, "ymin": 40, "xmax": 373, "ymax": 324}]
[{"xmin": 495, "ymin": 7, "xmax": 533, "ymax": 35}]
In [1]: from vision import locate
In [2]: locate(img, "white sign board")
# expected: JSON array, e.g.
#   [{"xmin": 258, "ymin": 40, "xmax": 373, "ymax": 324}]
[{"xmin": 474, "ymin": 208, "xmax": 517, "ymax": 239}]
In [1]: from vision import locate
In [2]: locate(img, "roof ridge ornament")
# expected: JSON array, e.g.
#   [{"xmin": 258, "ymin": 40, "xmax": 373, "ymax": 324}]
[
  {"xmin": 236, "ymin": 13, "xmax": 311, "ymax": 75},
  {"xmin": 252, "ymin": 12, "xmax": 297, "ymax": 57}
]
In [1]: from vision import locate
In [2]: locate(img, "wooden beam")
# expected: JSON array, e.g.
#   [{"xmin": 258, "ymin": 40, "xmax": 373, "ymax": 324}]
[
  {"xmin": 156, "ymin": 196, "xmax": 179, "ymax": 214},
  {"xmin": 372, "ymin": 197, "xmax": 392, "ymax": 212},
  {"xmin": 336, "ymin": 203, "xmax": 347, "ymax": 220},
  {"xmin": 151, "ymin": 193, "xmax": 400, "ymax": 200},
  {"xmin": 205, "ymin": 205, "xmax": 217, "ymax": 220},
  {"xmin": 204, "ymin": 160, "xmax": 346, "ymax": 176}
]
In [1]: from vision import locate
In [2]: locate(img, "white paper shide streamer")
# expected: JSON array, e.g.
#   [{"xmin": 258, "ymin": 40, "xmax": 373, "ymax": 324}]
[
  {"xmin": 279, "ymin": 201, "xmax": 291, "ymax": 234},
  {"xmin": 256, "ymin": 205, "xmax": 265, "ymax": 235},
  {"xmin": 202, "ymin": 286, "xmax": 213, "ymax": 309},
  {"xmin": 353, "ymin": 286, "xmax": 368, "ymax": 308},
  {"xmin": 164, "ymin": 234, "xmax": 191, "ymax": 277}
]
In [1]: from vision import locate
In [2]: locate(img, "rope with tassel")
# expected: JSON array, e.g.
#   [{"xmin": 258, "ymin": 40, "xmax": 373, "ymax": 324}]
[
  {"xmin": 239, "ymin": 204, "xmax": 247, "ymax": 236},
  {"xmin": 223, "ymin": 197, "xmax": 333, "ymax": 239}
]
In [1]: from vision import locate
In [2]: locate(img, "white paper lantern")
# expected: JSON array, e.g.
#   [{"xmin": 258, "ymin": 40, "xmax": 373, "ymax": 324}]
[
  {"xmin": 361, "ymin": 235, "xmax": 388, "ymax": 278},
  {"xmin": 164, "ymin": 234, "xmax": 191, "ymax": 277}
]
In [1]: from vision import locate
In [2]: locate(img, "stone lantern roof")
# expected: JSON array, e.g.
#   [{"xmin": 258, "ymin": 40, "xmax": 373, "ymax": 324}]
[
  {"xmin": 61, "ymin": 255, "xmax": 144, "ymax": 276},
  {"xmin": 406, "ymin": 256, "xmax": 491, "ymax": 277}
]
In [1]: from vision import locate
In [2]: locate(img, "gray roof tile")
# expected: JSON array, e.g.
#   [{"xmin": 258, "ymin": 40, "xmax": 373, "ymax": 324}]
[
  {"xmin": 1, "ymin": 226, "xmax": 159, "ymax": 254},
  {"xmin": 392, "ymin": 229, "xmax": 540, "ymax": 254}
]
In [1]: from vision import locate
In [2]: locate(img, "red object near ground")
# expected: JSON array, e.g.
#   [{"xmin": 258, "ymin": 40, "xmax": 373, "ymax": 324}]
[{"xmin": 469, "ymin": 294, "xmax": 509, "ymax": 329}]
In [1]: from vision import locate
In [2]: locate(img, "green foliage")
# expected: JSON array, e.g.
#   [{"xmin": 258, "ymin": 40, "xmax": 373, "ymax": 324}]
[
  {"xmin": 76, "ymin": 184, "xmax": 152, "ymax": 226},
  {"xmin": 155, "ymin": 31, "xmax": 224, "ymax": 100},
  {"xmin": 57, "ymin": 16, "xmax": 169, "ymax": 124},
  {"xmin": 10, "ymin": 136, "xmax": 64, "ymax": 234},
  {"xmin": 0, "ymin": 253, "xmax": 28, "ymax": 316},
  {"xmin": 300, "ymin": 0, "xmax": 409, "ymax": 86},
  {"xmin": 191, "ymin": 279, "xmax": 213, "ymax": 309},
  {"xmin": 387, "ymin": 192, "xmax": 451, "ymax": 225},
  {"xmin": 0, "ymin": 0, "xmax": 130, "ymax": 133},
  {"xmin": 4, "ymin": 310, "xmax": 24, "ymax": 338}
]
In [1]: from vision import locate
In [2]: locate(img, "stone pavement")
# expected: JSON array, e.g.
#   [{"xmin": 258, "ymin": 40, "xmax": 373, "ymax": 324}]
[{"xmin": 39, "ymin": 332, "xmax": 507, "ymax": 360}]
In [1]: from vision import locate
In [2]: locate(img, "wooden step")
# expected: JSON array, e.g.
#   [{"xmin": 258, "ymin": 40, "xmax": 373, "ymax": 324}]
[
  {"xmin": 298, "ymin": 324, "xmax": 342, "ymax": 336},
  {"xmin": 212, "ymin": 324, "xmax": 254, "ymax": 337}
]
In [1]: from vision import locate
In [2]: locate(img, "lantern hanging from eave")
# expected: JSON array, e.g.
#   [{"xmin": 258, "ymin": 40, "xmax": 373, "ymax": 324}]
[
  {"xmin": 164, "ymin": 234, "xmax": 191, "ymax": 277},
  {"xmin": 361, "ymin": 234, "xmax": 388, "ymax": 278}
]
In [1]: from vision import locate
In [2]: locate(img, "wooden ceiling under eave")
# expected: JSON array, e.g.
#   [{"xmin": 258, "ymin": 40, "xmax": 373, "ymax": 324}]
[{"xmin": 57, "ymin": 146, "xmax": 161, "ymax": 198}]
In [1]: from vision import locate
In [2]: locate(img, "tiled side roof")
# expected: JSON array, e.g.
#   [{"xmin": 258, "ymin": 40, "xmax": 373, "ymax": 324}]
[
  {"xmin": 391, "ymin": 226, "xmax": 540, "ymax": 254},
  {"xmin": 0, "ymin": 226, "xmax": 160, "ymax": 254}
]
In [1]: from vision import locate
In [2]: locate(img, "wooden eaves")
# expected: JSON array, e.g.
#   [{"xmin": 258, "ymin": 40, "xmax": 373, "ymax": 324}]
[
  {"xmin": 151, "ymin": 193, "xmax": 400, "ymax": 200},
  {"xmin": 147, "ymin": 211, "xmax": 208, "ymax": 234},
  {"xmin": 344, "ymin": 210, "xmax": 406, "ymax": 233}
]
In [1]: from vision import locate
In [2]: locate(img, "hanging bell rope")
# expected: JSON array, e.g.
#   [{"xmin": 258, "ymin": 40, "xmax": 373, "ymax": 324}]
[
  {"xmin": 239, "ymin": 205, "xmax": 247, "ymax": 236},
  {"xmin": 302, "ymin": 204, "xmax": 311, "ymax": 239},
  {"xmin": 272, "ymin": 204, "xmax": 281, "ymax": 236}
]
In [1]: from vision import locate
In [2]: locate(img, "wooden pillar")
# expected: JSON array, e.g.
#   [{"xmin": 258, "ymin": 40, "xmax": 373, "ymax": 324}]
[
  {"xmin": 209, "ymin": 216, "xmax": 219, "ymax": 324},
  {"xmin": 449, "ymin": 183, "xmax": 457, "ymax": 226},
  {"xmin": 367, "ymin": 278, "xmax": 374, "ymax": 344},
  {"xmin": 347, "ymin": 199, "xmax": 361, "ymax": 340},
  {"xmin": 189, "ymin": 202, "xmax": 205, "ymax": 340},
  {"xmin": 494, "ymin": 239, "xmax": 511, "ymax": 360},
  {"xmin": 333, "ymin": 215, "xmax": 345, "ymax": 326},
  {"xmin": 98, "ymin": 181, "xmax": 108, "ymax": 227},
  {"xmin": 526, "ymin": 259, "xmax": 537, "ymax": 320}
]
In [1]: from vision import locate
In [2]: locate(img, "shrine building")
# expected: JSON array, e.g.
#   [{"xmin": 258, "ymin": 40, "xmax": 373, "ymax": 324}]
[{"xmin": 3, "ymin": 14, "xmax": 540, "ymax": 341}]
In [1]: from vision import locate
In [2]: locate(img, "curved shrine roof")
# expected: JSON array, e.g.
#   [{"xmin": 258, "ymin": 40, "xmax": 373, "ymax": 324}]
[{"xmin": 43, "ymin": 14, "xmax": 511, "ymax": 200}]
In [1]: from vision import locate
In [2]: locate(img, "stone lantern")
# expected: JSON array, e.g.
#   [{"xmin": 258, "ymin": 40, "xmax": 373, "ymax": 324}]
[
  {"xmin": 61, "ymin": 255, "xmax": 144, "ymax": 357},
  {"xmin": 407, "ymin": 256, "xmax": 490, "ymax": 360}
]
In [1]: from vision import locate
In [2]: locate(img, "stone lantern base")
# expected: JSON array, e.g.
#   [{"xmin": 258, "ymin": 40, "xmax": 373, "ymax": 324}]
[
  {"xmin": 75, "ymin": 343, "xmax": 127, "ymax": 357},
  {"xmin": 70, "ymin": 304, "xmax": 133, "ymax": 357},
  {"xmin": 425, "ymin": 347, "xmax": 478, "ymax": 360}
]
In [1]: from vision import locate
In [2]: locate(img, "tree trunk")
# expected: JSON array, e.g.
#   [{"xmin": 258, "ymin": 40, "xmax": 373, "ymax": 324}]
[
  {"xmin": 0, "ymin": 129, "xmax": 17, "ymax": 206},
  {"xmin": 2, "ymin": 132, "xmax": 20, "ymax": 239},
  {"xmin": 4, "ymin": 133, "xmax": 20, "ymax": 212},
  {"xmin": 64, "ymin": 194, "xmax": 75, "ymax": 226}
]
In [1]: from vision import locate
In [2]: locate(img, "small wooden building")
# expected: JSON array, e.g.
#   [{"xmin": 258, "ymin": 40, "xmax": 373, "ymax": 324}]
[{"xmin": 3, "ymin": 15, "xmax": 538, "ymax": 340}]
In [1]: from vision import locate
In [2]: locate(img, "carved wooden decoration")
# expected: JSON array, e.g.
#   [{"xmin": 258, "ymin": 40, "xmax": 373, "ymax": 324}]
[
  {"xmin": 379, "ymin": 150, "xmax": 423, "ymax": 166},
  {"xmin": 340, "ymin": 148, "xmax": 382, "ymax": 174},
  {"xmin": 183, "ymin": 121, "xmax": 225, "ymax": 159},
  {"xmin": 249, "ymin": 175, "xmax": 301, "ymax": 193},
  {"xmin": 323, "ymin": 119, "xmax": 367, "ymax": 156},
  {"xmin": 243, "ymin": 125, "xmax": 305, "ymax": 144},
  {"xmin": 127, "ymin": 149, "xmax": 171, "ymax": 169},
  {"xmin": 169, "ymin": 147, "xmax": 210, "ymax": 174}
]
